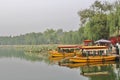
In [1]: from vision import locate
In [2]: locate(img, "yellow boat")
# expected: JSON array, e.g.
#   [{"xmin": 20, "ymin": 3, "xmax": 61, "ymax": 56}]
[
  {"xmin": 69, "ymin": 46, "xmax": 116, "ymax": 63},
  {"xmin": 49, "ymin": 45, "xmax": 81, "ymax": 57},
  {"xmin": 69, "ymin": 56, "xmax": 116, "ymax": 63}
]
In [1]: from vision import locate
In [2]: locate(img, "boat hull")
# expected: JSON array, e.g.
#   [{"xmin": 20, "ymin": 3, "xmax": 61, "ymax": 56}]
[
  {"xmin": 49, "ymin": 50, "xmax": 76, "ymax": 57},
  {"xmin": 69, "ymin": 56, "xmax": 116, "ymax": 63}
]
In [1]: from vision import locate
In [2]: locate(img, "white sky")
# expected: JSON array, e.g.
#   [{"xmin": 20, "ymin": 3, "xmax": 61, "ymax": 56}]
[{"xmin": 0, "ymin": 0, "xmax": 115, "ymax": 36}]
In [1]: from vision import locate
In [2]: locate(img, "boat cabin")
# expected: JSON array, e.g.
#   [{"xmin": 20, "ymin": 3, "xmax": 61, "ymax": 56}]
[
  {"xmin": 57, "ymin": 45, "xmax": 80, "ymax": 53},
  {"xmin": 81, "ymin": 46, "xmax": 110, "ymax": 56}
]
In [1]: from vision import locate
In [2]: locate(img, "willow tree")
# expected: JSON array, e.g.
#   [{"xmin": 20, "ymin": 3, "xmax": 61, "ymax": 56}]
[
  {"xmin": 78, "ymin": 0, "xmax": 114, "ymax": 40},
  {"xmin": 114, "ymin": 1, "xmax": 120, "ymax": 36}
]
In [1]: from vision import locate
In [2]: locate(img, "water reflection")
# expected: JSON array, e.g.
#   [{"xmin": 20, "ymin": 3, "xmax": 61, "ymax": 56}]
[
  {"xmin": 0, "ymin": 47, "xmax": 120, "ymax": 80},
  {"xmin": 49, "ymin": 56, "xmax": 64, "ymax": 64},
  {"xmin": 80, "ymin": 62, "xmax": 116, "ymax": 80},
  {"xmin": 0, "ymin": 47, "xmax": 49, "ymax": 63},
  {"xmin": 58, "ymin": 58, "xmax": 120, "ymax": 80},
  {"xmin": 0, "ymin": 47, "xmax": 87, "ymax": 80}
]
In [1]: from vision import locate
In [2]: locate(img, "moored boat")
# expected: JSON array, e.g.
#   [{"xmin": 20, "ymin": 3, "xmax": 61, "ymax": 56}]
[
  {"xmin": 69, "ymin": 46, "xmax": 116, "ymax": 63},
  {"xmin": 69, "ymin": 55, "xmax": 116, "ymax": 63},
  {"xmin": 49, "ymin": 45, "xmax": 81, "ymax": 57}
]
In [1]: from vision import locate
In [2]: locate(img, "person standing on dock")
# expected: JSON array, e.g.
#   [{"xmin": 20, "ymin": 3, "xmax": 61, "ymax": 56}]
[{"xmin": 116, "ymin": 43, "xmax": 120, "ymax": 55}]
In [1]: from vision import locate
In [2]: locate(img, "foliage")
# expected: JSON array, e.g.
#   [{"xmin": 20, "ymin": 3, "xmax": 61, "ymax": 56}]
[{"xmin": 78, "ymin": 0, "xmax": 120, "ymax": 41}]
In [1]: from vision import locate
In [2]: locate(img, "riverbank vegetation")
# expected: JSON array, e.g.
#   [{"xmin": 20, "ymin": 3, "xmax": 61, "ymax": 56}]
[
  {"xmin": 0, "ymin": 0, "xmax": 120, "ymax": 45},
  {"xmin": 0, "ymin": 46, "xmax": 51, "ymax": 63}
]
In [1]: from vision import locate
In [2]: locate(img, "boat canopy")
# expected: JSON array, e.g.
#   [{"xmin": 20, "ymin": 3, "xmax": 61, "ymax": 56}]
[
  {"xmin": 58, "ymin": 45, "xmax": 80, "ymax": 49},
  {"xmin": 81, "ymin": 46, "xmax": 108, "ymax": 49}
]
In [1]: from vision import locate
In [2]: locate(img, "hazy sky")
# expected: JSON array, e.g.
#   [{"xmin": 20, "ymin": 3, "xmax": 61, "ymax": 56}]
[{"xmin": 0, "ymin": 0, "xmax": 114, "ymax": 36}]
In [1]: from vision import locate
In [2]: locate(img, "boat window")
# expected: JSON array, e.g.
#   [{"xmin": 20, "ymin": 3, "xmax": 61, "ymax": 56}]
[{"xmin": 58, "ymin": 48, "xmax": 75, "ymax": 53}]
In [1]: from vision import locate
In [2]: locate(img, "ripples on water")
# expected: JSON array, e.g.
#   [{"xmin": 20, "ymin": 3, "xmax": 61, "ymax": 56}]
[{"xmin": 0, "ymin": 47, "xmax": 120, "ymax": 80}]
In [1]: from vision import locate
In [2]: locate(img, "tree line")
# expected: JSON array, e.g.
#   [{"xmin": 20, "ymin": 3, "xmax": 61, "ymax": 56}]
[
  {"xmin": 0, "ymin": 0, "xmax": 120, "ymax": 45},
  {"xmin": 0, "ymin": 29, "xmax": 80, "ymax": 45}
]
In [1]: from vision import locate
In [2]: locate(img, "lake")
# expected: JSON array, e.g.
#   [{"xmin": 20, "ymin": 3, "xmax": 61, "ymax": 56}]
[{"xmin": 0, "ymin": 47, "xmax": 120, "ymax": 80}]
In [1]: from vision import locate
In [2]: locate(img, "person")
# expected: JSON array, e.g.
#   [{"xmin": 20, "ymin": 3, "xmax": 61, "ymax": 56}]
[
  {"xmin": 118, "ymin": 43, "xmax": 120, "ymax": 55},
  {"xmin": 109, "ymin": 44, "xmax": 113, "ymax": 54},
  {"xmin": 116, "ymin": 43, "xmax": 120, "ymax": 55},
  {"xmin": 111, "ymin": 45, "xmax": 116, "ymax": 54}
]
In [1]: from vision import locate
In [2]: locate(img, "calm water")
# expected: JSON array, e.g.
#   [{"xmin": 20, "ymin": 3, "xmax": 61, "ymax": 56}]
[{"xmin": 0, "ymin": 47, "xmax": 120, "ymax": 80}]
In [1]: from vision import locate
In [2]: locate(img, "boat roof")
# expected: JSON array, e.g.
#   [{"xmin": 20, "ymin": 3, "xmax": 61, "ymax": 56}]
[
  {"xmin": 58, "ymin": 45, "xmax": 79, "ymax": 48},
  {"xmin": 84, "ymin": 40, "xmax": 92, "ymax": 42},
  {"xmin": 81, "ymin": 46, "xmax": 108, "ymax": 50}
]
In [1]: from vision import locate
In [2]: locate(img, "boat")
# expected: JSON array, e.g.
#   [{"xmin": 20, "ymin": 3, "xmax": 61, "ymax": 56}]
[
  {"xmin": 69, "ymin": 46, "xmax": 116, "ymax": 63},
  {"xmin": 49, "ymin": 45, "xmax": 81, "ymax": 57}
]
